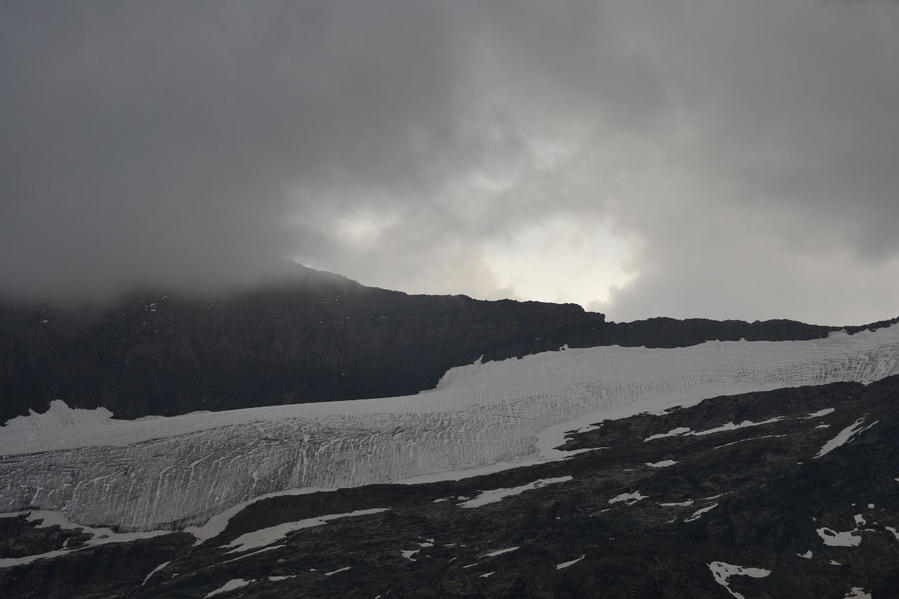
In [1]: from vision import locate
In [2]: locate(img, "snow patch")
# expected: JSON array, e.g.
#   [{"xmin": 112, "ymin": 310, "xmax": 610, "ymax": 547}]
[
  {"xmin": 481, "ymin": 546, "xmax": 519, "ymax": 558},
  {"xmin": 807, "ymin": 408, "xmax": 835, "ymax": 418},
  {"xmin": 843, "ymin": 587, "xmax": 872, "ymax": 599},
  {"xmin": 556, "ymin": 554, "xmax": 586, "ymax": 570},
  {"xmin": 142, "ymin": 561, "xmax": 171, "ymax": 586},
  {"xmin": 186, "ymin": 487, "xmax": 336, "ymax": 545},
  {"xmin": 608, "ymin": 491, "xmax": 647, "ymax": 505},
  {"xmin": 685, "ymin": 503, "xmax": 719, "ymax": 522},
  {"xmin": 797, "ymin": 550, "xmax": 812, "ymax": 559},
  {"xmin": 713, "ymin": 433, "xmax": 788, "ymax": 449},
  {"xmin": 325, "ymin": 566, "xmax": 351, "ymax": 576},
  {"xmin": 644, "ymin": 427, "xmax": 691, "ymax": 442},
  {"xmin": 0, "ymin": 510, "xmax": 169, "ymax": 569},
  {"xmin": 205, "ymin": 578, "xmax": 250, "ymax": 598},
  {"xmin": 646, "ymin": 418, "xmax": 785, "ymax": 442},
  {"xmin": 817, "ymin": 526, "xmax": 862, "ymax": 547},
  {"xmin": 459, "ymin": 476, "xmax": 572, "ymax": 508},
  {"xmin": 693, "ymin": 417, "xmax": 784, "ymax": 436},
  {"xmin": 398, "ymin": 458, "xmax": 561, "ymax": 485},
  {"xmin": 646, "ymin": 459, "xmax": 677, "ymax": 468},
  {"xmin": 814, "ymin": 419, "xmax": 879, "ymax": 459},
  {"xmin": 225, "ymin": 508, "xmax": 389, "ymax": 553},
  {"xmin": 702, "ymin": 493, "xmax": 728, "ymax": 501},
  {"xmin": 708, "ymin": 561, "xmax": 771, "ymax": 599},
  {"xmin": 217, "ymin": 545, "xmax": 283, "ymax": 566},
  {"xmin": 659, "ymin": 500, "xmax": 694, "ymax": 507}
]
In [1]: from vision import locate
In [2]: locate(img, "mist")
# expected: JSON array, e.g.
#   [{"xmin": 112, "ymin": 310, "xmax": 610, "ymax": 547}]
[{"xmin": 2, "ymin": 1, "xmax": 898, "ymax": 323}]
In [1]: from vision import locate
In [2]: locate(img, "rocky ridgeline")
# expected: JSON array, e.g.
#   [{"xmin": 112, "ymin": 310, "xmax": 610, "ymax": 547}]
[
  {"xmin": 4, "ymin": 263, "xmax": 892, "ymax": 423},
  {"xmin": 2, "ymin": 376, "xmax": 898, "ymax": 598}
]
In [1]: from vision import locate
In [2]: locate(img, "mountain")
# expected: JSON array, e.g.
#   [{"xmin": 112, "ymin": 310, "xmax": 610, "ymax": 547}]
[{"xmin": 2, "ymin": 263, "xmax": 890, "ymax": 424}]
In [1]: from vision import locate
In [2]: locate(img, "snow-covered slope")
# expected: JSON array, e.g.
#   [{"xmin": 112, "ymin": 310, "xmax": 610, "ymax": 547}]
[{"xmin": 2, "ymin": 326, "xmax": 898, "ymax": 531}]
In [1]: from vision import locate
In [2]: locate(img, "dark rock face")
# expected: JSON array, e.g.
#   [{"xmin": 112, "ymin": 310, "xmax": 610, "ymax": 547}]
[
  {"xmin": 3, "ymin": 376, "xmax": 897, "ymax": 598},
  {"xmin": 3, "ymin": 264, "xmax": 880, "ymax": 423}
]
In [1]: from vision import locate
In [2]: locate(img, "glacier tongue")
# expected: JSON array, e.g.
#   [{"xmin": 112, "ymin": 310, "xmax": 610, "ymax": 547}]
[{"xmin": 2, "ymin": 327, "xmax": 899, "ymax": 531}]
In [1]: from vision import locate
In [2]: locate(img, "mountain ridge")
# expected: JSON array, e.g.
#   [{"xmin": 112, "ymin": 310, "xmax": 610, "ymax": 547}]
[
  {"xmin": 1, "ymin": 266, "xmax": 897, "ymax": 597},
  {"xmin": 4, "ymin": 264, "xmax": 894, "ymax": 424}
]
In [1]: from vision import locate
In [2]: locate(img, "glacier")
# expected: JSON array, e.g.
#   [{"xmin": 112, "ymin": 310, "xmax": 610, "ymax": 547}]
[{"xmin": 2, "ymin": 326, "xmax": 899, "ymax": 531}]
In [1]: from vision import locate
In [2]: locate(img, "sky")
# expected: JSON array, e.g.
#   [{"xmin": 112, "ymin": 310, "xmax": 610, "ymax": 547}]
[{"xmin": 2, "ymin": 0, "xmax": 898, "ymax": 325}]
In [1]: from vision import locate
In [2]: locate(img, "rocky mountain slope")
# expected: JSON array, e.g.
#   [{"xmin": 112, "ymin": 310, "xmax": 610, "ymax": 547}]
[
  {"xmin": 5, "ymin": 263, "xmax": 887, "ymax": 424},
  {"xmin": 2, "ymin": 375, "xmax": 897, "ymax": 598}
]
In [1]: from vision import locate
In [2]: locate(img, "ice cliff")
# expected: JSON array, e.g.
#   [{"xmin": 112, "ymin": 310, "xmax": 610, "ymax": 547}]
[{"xmin": 2, "ymin": 326, "xmax": 899, "ymax": 531}]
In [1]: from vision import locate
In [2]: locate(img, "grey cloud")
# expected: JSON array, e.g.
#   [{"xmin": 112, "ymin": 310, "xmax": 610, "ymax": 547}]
[
  {"xmin": 593, "ymin": 1, "xmax": 899, "ymax": 323},
  {"xmin": 1, "ymin": 0, "xmax": 470, "ymax": 301},
  {"xmin": 2, "ymin": 1, "xmax": 897, "ymax": 324}
]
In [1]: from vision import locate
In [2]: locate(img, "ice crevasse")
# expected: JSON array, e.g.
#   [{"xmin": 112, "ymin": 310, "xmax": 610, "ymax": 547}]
[{"xmin": 1, "ymin": 325, "xmax": 898, "ymax": 531}]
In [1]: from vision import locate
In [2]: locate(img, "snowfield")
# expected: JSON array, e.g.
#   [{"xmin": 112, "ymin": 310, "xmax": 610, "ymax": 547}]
[{"xmin": 2, "ymin": 326, "xmax": 898, "ymax": 531}]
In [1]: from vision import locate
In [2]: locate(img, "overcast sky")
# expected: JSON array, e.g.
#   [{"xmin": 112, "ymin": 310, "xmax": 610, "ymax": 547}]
[{"xmin": 2, "ymin": 1, "xmax": 898, "ymax": 324}]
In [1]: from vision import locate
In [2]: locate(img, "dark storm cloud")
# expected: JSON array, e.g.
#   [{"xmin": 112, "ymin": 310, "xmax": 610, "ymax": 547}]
[
  {"xmin": 0, "ymin": 0, "xmax": 666, "ymax": 302},
  {"xmin": 1, "ymin": 0, "xmax": 472, "ymax": 300},
  {"xmin": 2, "ymin": 1, "xmax": 897, "ymax": 323}
]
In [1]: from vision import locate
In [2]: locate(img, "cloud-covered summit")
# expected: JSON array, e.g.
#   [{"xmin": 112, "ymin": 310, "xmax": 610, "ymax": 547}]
[{"xmin": 2, "ymin": 1, "xmax": 897, "ymax": 323}]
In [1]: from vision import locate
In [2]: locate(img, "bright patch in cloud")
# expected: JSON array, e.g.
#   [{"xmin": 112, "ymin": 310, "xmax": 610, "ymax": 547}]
[
  {"xmin": 483, "ymin": 215, "xmax": 640, "ymax": 307},
  {"xmin": 333, "ymin": 211, "xmax": 399, "ymax": 249}
]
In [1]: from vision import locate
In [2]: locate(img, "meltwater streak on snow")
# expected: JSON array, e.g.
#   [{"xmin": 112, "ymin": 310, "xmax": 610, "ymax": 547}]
[{"xmin": 1, "ymin": 326, "xmax": 899, "ymax": 531}]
